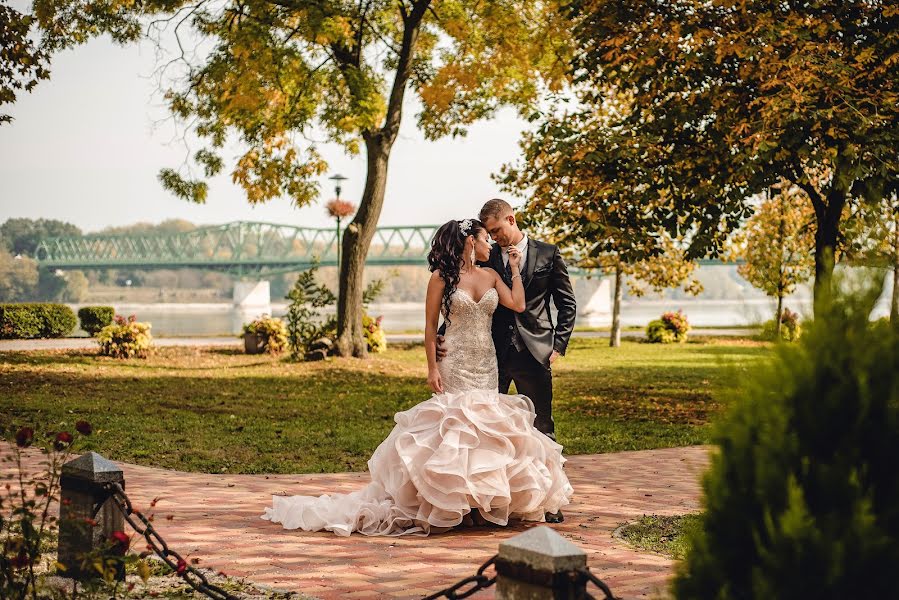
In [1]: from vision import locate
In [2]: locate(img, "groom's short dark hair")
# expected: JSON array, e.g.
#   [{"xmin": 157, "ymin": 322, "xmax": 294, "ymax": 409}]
[{"xmin": 479, "ymin": 199, "xmax": 513, "ymax": 222}]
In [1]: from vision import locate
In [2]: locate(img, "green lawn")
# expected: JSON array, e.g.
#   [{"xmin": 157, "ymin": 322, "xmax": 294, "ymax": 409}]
[
  {"xmin": 0, "ymin": 338, "xmax": 768, "ymax": 474},
  {"xmin": 617, "ymin": 514, "xmax": 703, "ymax": 559}
]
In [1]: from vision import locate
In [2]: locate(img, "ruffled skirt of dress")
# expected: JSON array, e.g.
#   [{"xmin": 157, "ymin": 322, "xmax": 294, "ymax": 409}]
[{"xmin": 261, "ymin": 390, "xmax": 573, "ymax": 536}]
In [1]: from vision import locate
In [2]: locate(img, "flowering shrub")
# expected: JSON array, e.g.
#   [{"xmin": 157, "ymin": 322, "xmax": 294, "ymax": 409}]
[
  {"xmin": 2, "ymin": 420, "xmax": 160, "ymax": 598},
  {"xmin": 96, "ymin": 315, "xmax": 152, "ymax": 358},
  {"xmin": 646, "ymin": 310, "xmax": 690, "ymax": 343},
  {"xmin": 761, "ymin": 307, "xmax": 802, "ymax": 341},
  {"xmin": 363, "ymin": 313, "xmax": 387, "ymax": 353},
  {"xmin": 242, "ymin": 315, "xmax": 288, "ymax": 354}
]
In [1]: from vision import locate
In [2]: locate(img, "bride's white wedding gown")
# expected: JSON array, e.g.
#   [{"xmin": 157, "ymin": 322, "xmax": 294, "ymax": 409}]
[{"xmin": 261, "ymin": 287, "xmax": 573, "ymax": 536}]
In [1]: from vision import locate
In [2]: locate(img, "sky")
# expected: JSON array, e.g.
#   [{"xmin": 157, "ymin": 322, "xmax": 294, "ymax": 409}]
[{"xmin": 0, "ymin": 33, "xmax": 532, "ymax": 234}]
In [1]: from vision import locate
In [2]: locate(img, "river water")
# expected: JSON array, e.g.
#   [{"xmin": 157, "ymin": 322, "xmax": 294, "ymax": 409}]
[{"xmin": 75, "ymin": 294, "xmax": 892, "ymax": 337}]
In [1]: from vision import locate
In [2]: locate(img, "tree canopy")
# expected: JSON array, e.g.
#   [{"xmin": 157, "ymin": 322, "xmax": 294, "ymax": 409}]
[
  {"xmin": 564, "ymin": 0, "xmax": 899, "ymax": 309},
  {"xmin": 500, "ymin": 91, "xmax": 703, "ymax": 346}
]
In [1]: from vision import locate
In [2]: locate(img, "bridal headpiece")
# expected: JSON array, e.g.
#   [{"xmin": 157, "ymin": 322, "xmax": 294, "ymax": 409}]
[{"xmin": 459, "ymin": 219, "xmax": 473, "ymax": 235}]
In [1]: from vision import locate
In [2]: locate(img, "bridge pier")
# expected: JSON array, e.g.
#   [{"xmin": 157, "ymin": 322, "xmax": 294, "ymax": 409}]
[
  {"xmin": 575, "ymin": 276, "xmax": 612, "ymax": 328},
  {"xmin": 233, "ymin": 280, "xmax": 271, "ymax": 310}
]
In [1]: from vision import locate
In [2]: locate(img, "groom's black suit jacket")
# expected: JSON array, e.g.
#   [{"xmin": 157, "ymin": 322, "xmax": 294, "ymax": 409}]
[{"xmin": 484, "ymin": 238, "xmax": 577, "ymax": 368}]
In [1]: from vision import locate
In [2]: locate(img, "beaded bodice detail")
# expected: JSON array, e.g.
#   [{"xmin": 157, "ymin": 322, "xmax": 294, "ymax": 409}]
[{"xmin": 438, "ymin": 287, "xmax": 499, "ymax": 394}]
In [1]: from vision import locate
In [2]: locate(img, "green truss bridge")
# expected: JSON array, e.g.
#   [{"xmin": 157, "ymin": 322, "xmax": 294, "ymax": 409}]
[
  {"xmin": 35, "ymin": 220, "xmax": 734, "ymax": 274},
  {"xmin": 35, "ymin": 221, "xmax": 440, "ymax": 275},
  {"xmin": 34, "ymin": 220, "xmax": 736, "ymax": 310}
]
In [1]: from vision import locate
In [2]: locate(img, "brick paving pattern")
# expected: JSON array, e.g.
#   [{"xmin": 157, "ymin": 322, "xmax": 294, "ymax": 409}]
[{"xmin": 7, "ymin": 445, "xmax": 710, "ymax": 599}]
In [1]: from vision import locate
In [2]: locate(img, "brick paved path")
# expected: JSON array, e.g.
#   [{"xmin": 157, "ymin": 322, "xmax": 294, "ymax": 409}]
[{"xmin": 8, "ymin": 445, "xmax": 710, "ymax": 599}]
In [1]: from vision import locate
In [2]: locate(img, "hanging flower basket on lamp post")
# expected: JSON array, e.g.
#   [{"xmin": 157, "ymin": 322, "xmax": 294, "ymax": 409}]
[{"xmin": 325, "ymin": 197, "xmax": 356, "ymax": 281}]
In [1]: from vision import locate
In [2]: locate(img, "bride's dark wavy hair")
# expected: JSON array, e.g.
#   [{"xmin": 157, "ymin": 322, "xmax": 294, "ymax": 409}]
[{"xmin": 428, "ymin": 218, "xmax": 486, "ymax": 326}]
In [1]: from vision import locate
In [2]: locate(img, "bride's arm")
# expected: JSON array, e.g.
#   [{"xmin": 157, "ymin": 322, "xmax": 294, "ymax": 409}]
[
  {"xmin": 425, "ymin": 271, "xmax": 445, "ymax": 393},
  {"xmin": 489, "ymin": 267, "xmax": 526, "ymax": 313}
]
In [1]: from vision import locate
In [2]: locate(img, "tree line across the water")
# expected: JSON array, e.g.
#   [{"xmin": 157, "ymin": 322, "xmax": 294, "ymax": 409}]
[{"xmin": 0, "ymin": 215, "xmax": 826, "ymax": 309}]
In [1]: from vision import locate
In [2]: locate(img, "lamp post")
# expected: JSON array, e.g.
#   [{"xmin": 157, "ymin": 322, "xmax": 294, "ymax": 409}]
[{"xmin": 326, "ymin": 174, "xmax": 354, "ymax": 283}]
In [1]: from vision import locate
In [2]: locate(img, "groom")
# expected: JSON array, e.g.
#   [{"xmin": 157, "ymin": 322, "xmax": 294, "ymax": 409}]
[{"xmin": 438, "ymin": 199, "xmax": 577, "ymax": 521}]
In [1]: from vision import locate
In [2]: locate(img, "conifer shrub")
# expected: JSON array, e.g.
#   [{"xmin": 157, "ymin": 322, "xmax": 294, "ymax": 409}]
[{"xmin": 674, "ymin": 279, "xmax": 899, "ymax": 598}]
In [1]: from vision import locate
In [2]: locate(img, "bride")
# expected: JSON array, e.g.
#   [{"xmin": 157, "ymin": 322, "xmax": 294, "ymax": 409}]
[{"xmin": 262, "ymin": 218, "xmax": 573, "ymax": 536}]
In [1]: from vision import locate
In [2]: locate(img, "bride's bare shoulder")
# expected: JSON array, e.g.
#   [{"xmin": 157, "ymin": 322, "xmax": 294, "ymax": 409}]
[{"xmin": 478, "ymin": 267, "xmax": 500, "ymax": 283}]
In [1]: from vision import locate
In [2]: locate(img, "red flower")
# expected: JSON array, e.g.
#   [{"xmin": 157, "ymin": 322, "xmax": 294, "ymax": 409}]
[
  {"xmin": 15, "ymin": 427, "xmax": 34, "ymax": 448},
  {"xmin": 176, "ymin": 558, "xmax": 187, "ymax": 575},
  {"xmin": 109, "ymin": 531, "xmax": 130, "ymax": 550},
  {"xmin": 54, "ymin": 431, "xmax": 73, "ymax": 450},
  {"xmin": 325, "ymin": 199, "xmax": 356, "ymax": 219},
  {"xmin": 75, "ymin": 420, "xmax": 93, "ymax": 435}
]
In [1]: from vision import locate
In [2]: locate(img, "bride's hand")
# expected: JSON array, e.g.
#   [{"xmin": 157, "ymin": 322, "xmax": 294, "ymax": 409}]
[
  {"xmin": 508, "ymin": 246, "xmax": 522, "ymax": 272},
  {"xmin": 428, "ymin": 369, "xmax": 444, "ymax": 394}
]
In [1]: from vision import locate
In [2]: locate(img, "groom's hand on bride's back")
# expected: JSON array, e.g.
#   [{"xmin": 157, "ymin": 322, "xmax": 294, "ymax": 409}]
[{"xmin": 435, "ymin": 335, "xmax": 447, "ymax": 361}]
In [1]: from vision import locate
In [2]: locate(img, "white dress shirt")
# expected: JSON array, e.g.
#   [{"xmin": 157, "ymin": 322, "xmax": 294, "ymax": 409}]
[{"xmin": 501, "ymin": 233, "xmax": 529, "ymax": 271}]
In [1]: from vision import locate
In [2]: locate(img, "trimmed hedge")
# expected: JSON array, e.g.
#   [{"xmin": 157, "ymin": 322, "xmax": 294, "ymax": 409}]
[
  {"xmin": 78, "ymin": 305, "xmax": 115, "ymax": 336},
  {"xmin": 0, "ymin": 303, "xmax": 77, "ymax": 339}
]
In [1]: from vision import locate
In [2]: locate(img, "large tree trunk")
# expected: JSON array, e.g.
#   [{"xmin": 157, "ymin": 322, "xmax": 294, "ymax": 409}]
[
  {"xmin": 332, "ymin": 5, "xmax": 425, "ymax": 357},
  {"xmin": 335, "ymin": 135, "xmax": 391, "ymax": 357},
  {"xmin": 610, "ymin": 263, "xmax": 623, "ymax": 348},
  {"xmin": 609, "ymin": 263, "xmax": 624, "ymax": 348},
  {"xmin": 795, "ymin": 163, "xmax": 849, "ymax": 316},
  {"xmin": 812, "ymin": 194, "xmax": 844, "ymax": 315}
]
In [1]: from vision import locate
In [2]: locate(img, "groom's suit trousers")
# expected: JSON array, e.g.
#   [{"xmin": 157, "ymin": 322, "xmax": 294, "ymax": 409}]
[{"xmin": 499, "ymin": 347, "xmax": 555, "ymax": 440}]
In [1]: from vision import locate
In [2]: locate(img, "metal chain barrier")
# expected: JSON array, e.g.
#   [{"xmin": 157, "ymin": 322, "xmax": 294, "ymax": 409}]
[
  {"xmin": 582, "ymin": 567, "xmax": 617, "ymax": 600},
  {"xmin": 422, "ymin": 555, "xmax": 618, "ymax": 600},
  {"xmin": 422, "ymin": 554, "xmax": 497, "ymax": 600},
  {"xmin": 104, "ymin": 482, "xmax": 238, "ymax": 600}
]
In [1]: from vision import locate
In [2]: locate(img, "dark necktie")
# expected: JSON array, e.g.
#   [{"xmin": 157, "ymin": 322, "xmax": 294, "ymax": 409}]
[{"xmin": 504, "ymin": 257, "xmax": 513, "ymax": 284}]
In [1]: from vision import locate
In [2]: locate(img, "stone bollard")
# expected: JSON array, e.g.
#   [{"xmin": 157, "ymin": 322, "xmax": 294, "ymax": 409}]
[
  {"xmin": 57, "ymin": 452, "xmax": 126, "ymax": 580},
  {"xmin": 495, "ymin": 526, "xmax": 590, "ymax": 600}
]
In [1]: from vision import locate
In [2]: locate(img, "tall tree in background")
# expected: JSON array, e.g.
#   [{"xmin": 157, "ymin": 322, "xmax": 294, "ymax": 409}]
[
  {"xmin": 568, "ymin": 0, "xmax": 899, "ymax": 313},
  {"xmin": 0, "ymin": 0, "xmax": 141, "ymax": 124},
  {"xmin": 0, "ymin": 218, "xmax": 82, "ymax": 256},
  {"xmin": 148, "ymin": 0, "xmax": 573, "ymax": 356},
  {"xmin": 0, "ymin": 251, "xmax": 38, "ymax": 301},
  {"xmin": 500, "ymin": 101, "xmax": 701, "ymax": 348},
  {"xmin": 729, "ymin": 184, "xmax": 816, "ymax": 337}
]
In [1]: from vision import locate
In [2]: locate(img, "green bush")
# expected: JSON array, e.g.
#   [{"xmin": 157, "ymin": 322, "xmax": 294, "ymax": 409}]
[
  {"xmin": 78, "ymin": 305, "xmax": 115, "ymax": 336},
  {"xmin": 0, "ymin": 303, "xmax": 76, "ymax": 339},
  {"xmin": 97, "ymin": 315, "xmax": 153, "ymax": 358},
  {"xmin": 285, "ymin": 265, "xmax": 385, "ymax": 360},
  {"xmin": 242, "ymin": 315, "xmax": 288, "ymax": 354},
  {"xmin": 673, "ymin": 280, "xmax": 899, "ymax": 599}
]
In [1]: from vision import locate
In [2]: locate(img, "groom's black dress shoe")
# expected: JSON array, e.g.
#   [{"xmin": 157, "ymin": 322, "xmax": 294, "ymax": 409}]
[{"xmin": 545, "ymin": 510, "xmax": 564, "ymax": 524}]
